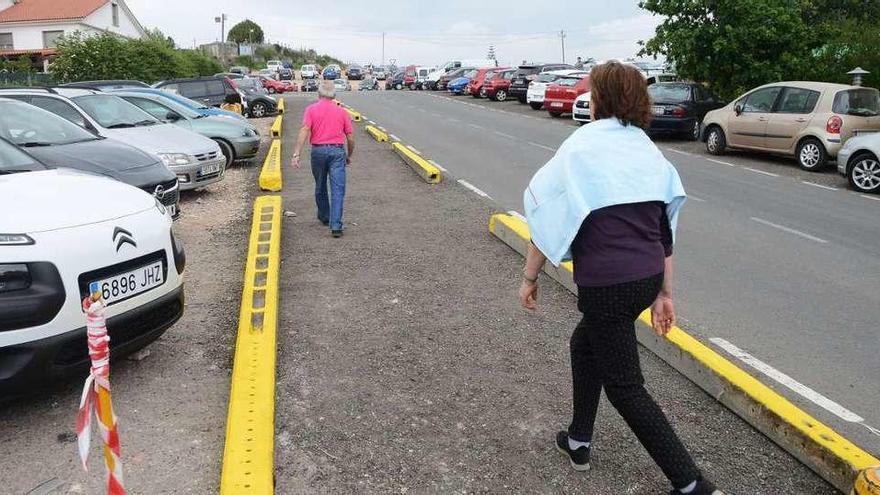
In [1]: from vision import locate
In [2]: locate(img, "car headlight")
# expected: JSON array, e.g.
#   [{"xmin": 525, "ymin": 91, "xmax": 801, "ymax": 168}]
[
  {"xmin": 159, "ymin": 153, "xmax": 193, "ymax": 166},
  {"xmin": 0, "ymin": 263, "xmax": 31, "ymax": 292},
  {"xmin": 242, "ymin": 127, "xmax": 257, "ymax": 137},
  {"xmin": 0, "ymin": 233, "xmax": 34, "ymax": 246}
]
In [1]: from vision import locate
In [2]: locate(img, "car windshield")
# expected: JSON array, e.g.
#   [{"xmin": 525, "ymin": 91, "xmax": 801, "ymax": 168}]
[
  {"xmin": 833, "ymin": 89, "xmax": 880, "ymax": 117},
  {"xmin": 72, "ymin": 94, "xmax": 160, "ymax": 128},
  {"xmin": 0, "ymin": 137, "xmax": 46, "ymax": 173},
  {"xmin": 0, "ymin": 101, "xmax": 100, "ymax": 147},
  {"xmin": 556, "ymin": 77, "xmax": 581, "ymax": 87},
  {"xmin": 649, "ymin": 84, "xmax": 692, "ymax": 103}
]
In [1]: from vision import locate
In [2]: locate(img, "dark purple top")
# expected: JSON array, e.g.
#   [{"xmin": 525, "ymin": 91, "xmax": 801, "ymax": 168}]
[{"xmin": 571, "ymin": 201, "xmax": 673, "ymax": 287}]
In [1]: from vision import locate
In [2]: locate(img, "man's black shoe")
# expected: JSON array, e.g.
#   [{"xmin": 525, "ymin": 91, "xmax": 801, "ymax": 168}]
[
  {"xmin": 331, "ymin": 230, "xmax": 343, "ymax": 238},
  {"xmin": 555, "ymin": 431, "xmax": 590, "ymax": 471},
  {"xmin": 668, "ymin": 478, "xmax": 724, "ymax": 495}
]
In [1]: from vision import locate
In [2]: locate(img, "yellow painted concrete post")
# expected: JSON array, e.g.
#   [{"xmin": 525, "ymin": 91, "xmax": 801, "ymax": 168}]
[
  {"xmin": 854, "ymin": 467, "xmax": 880, "ymax": 495},
  {"xmin": 365, "ymin": 125, "xmax": 389, "ymax": 142},
  {"xmin": 391, "ymin": 142, "xmax": 441, "ymax": 183},
  {"xmin": 270, "ymin": 115, "xmax": 283, "ymax": 138},
  {"xmin": 345, "ymin": 108, "xmax": 362, "ymax": 122},
  {"xmin": 277, "ymin": 97, "xmax": 286, "ymax": 114},
  {"xmin": 258, "ymin": 139, "xmax": 282, "ymax": 192}
]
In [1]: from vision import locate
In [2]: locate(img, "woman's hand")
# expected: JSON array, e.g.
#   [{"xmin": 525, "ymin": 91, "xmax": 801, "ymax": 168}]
[
  {"xmin": 519, "ymin": 279, "xmax": 538, "ymax": 311},
  {"xmin": 650, "ymin": 295, "xmax": 675, "ymax": 336}
]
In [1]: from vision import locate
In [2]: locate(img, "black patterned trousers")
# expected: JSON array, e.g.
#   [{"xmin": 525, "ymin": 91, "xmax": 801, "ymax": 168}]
[{"xmin": 569, "ymin": 273, "xmax": 701, "ymax": 489}]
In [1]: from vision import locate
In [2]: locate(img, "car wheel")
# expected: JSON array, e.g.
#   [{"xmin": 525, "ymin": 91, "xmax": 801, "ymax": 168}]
[
  {"xmin": 549, "ymin": 111, "xmax": 563, "ymax": 118},
  {"xmin": 706, "ymin": 126, "xmax": 727, "ymax": 155},
  {"xmin": 268, "ymin": 87, "xmax": 276, "ymax": 94},
  {"xmin": 410, "ymin": 83, "xmax": 417, "ymax": 90},
  {"xmin": 479, "ymin": 88, "xmax": 488, "ymax": 98},
  {"xmin": 529, "ymin": 102, "xmax": 543, "ymax": 110},
  {"xmin": 395, "ymin": 83, "xmax": 403, "ymax": 90},
  {"xmin": 214, "ymin": 139, "xmax": 234, "ymax": 168},
  {"xmin": 250, "ymin": 102, "xmax": 268, "ymax": 118},
  {"xmin": 495, "ymin": 90, "xmax": 508, "ymax": 102},
  {"xmin": 797, "ymin": 138, "xmax": 828, "ymax": 171},
  {"xmin": 689, "ymin": 121, "xmax": 701, "ymax": 141},
  {"xmin": 847, "ymin": 152, "xmax": 880, "ymax": 193}
]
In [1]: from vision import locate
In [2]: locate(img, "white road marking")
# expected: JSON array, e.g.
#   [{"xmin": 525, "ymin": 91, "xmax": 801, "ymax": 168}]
[
  {"xmin": 468, "ymin": 123, "xmax": 485, "ymax": 129},
  {"xmin": 687, "ymin": 195, "xmax": 706, "ymax": 202},
  {"xmin": 493, "ymin": 131, "xmax": 516, "ymax": 139},
  {"xmin": 750, "ymin": 217, "xmax": 829, "ymax": 244},
  {"xmin": 407, "ymin": 145, "xmax": 422, "ymax": 154},
  {"xmin": 457, "ymin": 179, "xmax": 492, "ymax": 199},
  {"xmin": 448, "ymin": 118, "xmax": 460, "ymax": 123},
  {"xmin": 527, "ymin": 141, "xmax": 556, "ymax": 152},
  {"xmin": 367, "ymin": 120, "xmax": 376, "ymax": 125},
  {"xmin": 801, "ymin": 181, "xmax": 838, "ymax": 191},
  {"xmin": 666, "ymin": 148, "xmax": 693, "ymax": 156},
  {"xmin": 744, "ymin": 167, "xmax": 780, "ymax": 177},
  {"xmin": 388, "ymin": 134, "xmax": 400, "ymax": 142},
  {"xmin": 709, "ymin": 338, "xmax": 871, "ymax": 426},
  {"xmin": 860, "ymin": 194, "xmax": 880, "ymax": 202},
  {"xmin": 428, "ymin": 159, "xmax": 447, "ymax": 172},
  {"xmin": 507, "ymin": 210, "xmax": 527, "ymax": 221},
  {"xmin": 706, "ymin": 158, "xmax": 736, "ymax": 167}
]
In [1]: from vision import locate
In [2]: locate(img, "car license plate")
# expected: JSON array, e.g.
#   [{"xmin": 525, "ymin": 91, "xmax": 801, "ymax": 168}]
[
  {"xmin": 652, "ymin": 106, "xmax": 665, "ymax": 116},
  {"xmin": 200, "ymin": 163, "xmax": 221, "ymax": 176},
  {"xmin": 168, "ymin": 203, "xmax": 177, "ymax": 218},
  {"xmin": 550, "ymin": 102, "xmax": 564, "ymax": 108},
  {"xmin": 89, "ymin": 261, "xmax": 164, "ymax": 305}
]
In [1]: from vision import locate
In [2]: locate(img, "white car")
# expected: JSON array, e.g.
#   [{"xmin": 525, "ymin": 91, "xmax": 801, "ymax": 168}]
[
  {"xmin": 837, "ymin": 131, "xmax": 880, "ymax": 194},
  {"xmin": 0, "ymin": 88, "xmax": 226, "ymax": 191},
  {"xmin": 526, "ymin": 69, "xmax": 588, "ymax": 110},
  {"xmin": 0, "ymin": 144, "xmax": 185, "ymax": 395},
  {"xmin": 266, "ymin": 60, "xmax": 283, "ymax": 73},
  {"xmin": 572, "ymin": 91, "xmax": 592, "ymax": 125},
  {"xmin": 301, "ymin": 65, "xmax": 318, "ymax": 79}
]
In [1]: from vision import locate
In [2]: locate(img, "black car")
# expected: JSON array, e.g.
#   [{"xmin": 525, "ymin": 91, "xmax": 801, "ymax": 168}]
[
  {"xmin": 60, "ymin": 80, "xmax": 150, "ymax": 90},
  {"xmin": 386, "ymin": 71, "xmax": 405, "ymax": 90},
  {"xmin": 302, "ymin": 79, "xmax": 319, "ymax": 92},
  {"xmin": 0, "ymin": 98, "xmax": 180, "ymax": 215},
  {"xmin": 279, "ymin": 68, "xmax": 293, "ymax": 81},
  {"xmin": 347, "ymin": 65, "xmax": 364, "ymax": 80},
  {"xmin": 153, "ymin": 76, "xmax": 241, "ymax": 109},
  {"xmin": 647, "ymin": 82, "xmax": 726, "ymax": 140},
  {"xmin": 233, "ymin": 78, "xmax": 279, "ymax": 118},
  {"xmin": 509, "ymin": 63, "xmax": 575, "ymax": 103}
]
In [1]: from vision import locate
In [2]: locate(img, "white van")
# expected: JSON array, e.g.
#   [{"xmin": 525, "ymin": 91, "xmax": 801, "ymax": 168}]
[
  {"xmin": 426, "ymin": 59, "xmax": 498, "ymax": 89},
  {"xmin": 301, "ymin": 64, "xmax": 318, "ymax": 79},
  {"xmin": 266, "ymin": 60, "xmax": 283, "ymax": 73}
]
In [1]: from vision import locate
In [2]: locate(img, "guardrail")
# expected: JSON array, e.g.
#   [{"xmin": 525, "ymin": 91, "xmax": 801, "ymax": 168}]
[
  {"xmin": 258, "ymin": 139, "xmax": 282, "ymax": 192},
  {"xmin": 220, "ymin": 195, "xmax": 282, "ymax": 495},
  {"xmin": 270, "ymin": 115, "xmax": 283, "ymax": 138},
  {"xmin": 391, "ymin": 142, "xmax": 441, "ymax": 184}
]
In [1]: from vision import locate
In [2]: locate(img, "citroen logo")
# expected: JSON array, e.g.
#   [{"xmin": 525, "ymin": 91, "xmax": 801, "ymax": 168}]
[
  {"xmin": 154, "ymin": 185, "xmax": 166, "ymax": 200},
  {"xmin": 113, "ymin": 227, "xmax": 136, "ymax": 252}
]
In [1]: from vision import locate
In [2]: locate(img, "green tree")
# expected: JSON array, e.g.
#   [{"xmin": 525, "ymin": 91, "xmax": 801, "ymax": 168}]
[{"xmin": 227, "ymin": 19, "xmax": 264, "ymax": 44}]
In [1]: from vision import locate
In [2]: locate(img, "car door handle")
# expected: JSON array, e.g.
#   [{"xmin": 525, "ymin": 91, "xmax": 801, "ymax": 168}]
[
  {"xmin": 795, "ymin": 118, "xmax": 808, "ymax": 123},
  {"xmin": 758, "ymin": 117, "xmax": 768, "ymax": 122}
]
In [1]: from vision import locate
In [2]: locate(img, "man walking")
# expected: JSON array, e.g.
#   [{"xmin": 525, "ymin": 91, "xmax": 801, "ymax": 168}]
[{"xmin": 292, "ymin": 80, "xmax": 355, "ymax": 237}]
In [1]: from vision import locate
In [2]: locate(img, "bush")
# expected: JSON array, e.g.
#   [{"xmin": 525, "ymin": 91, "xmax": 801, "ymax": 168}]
[{"xmin": 51, "ymin": 31, "xmax": 221, "ymax": 84}]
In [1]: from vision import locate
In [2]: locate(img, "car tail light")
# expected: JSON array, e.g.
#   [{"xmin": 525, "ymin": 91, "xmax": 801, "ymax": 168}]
[
  {"xmin": 672, "ymin": 106, "xmax": 687, "ymax": 117},
  {"xmin": 827, "ymin": 115, "xmax": 843, "ymax": 134}
]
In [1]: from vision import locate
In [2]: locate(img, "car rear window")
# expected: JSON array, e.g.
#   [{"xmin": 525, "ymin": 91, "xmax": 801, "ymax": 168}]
[
  {"xmin": 537, "ymin": 73, "xmax": 559, "ymax": 83},
  {"xmin": 556, "ymin": 77, "xmax": 581, "ymax": 87},
  {"xmin": 649, "ymin": 84, "xmax": 691, "ymax": 103},
  {"xmin": 180, "ymin": 81, "xmax": 207, "ymax": 98},
  {"xmin": 833, "ymin": 88, "xmax": 880, "ymax": 117},
  {"xmin": 514, "ymin": 67, "xmax": 539, "ymax": 77}
]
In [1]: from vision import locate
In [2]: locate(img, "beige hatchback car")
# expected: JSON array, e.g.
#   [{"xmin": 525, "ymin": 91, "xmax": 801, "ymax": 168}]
[{"xmin": 702, "ymin": 81, "xmax": 880, "ymax": 170}]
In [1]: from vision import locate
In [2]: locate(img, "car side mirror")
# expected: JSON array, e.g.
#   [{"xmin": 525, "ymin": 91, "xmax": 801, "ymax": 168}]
[{"xmin": 734, "ymin": 104, "xmax": 743, "ymax": 116}]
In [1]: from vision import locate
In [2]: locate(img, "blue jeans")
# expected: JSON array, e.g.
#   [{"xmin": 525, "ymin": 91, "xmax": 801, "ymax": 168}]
[{"xmin": 311, "ymin": 145, "xmax": 347, "ymax": 231}]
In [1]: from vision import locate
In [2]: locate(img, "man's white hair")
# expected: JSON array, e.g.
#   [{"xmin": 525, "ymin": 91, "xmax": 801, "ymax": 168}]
[{"xmin": 318, "ymin": 80, "xmax": 337, "ymax": 99}]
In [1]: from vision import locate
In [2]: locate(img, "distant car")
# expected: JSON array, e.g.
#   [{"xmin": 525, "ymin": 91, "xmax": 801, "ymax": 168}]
[
  {"xmin": 403, "ymin": 65, "xmax": 417, "ymax": 89},
  {"xmin": 153, "ymin": 76, "xmax": 242, "ymax": 110},
  {"xmin": 0, "ymin": 97, "xmax": 179, "ymax": 215},
  {"xmin": 645, "ymin": 82, "xmax": 725, "ymax": 140},
  {"xmin": 436, "ymin": 67, "xmax": 472, "ymax": 92},
  {"xmin": 373, "ymin": 67, "xmax": 388, "ymax": 80},
  {"xmin": 0, "ymin": 87, "xmax": 226, "ymax": 191},
  {"xmin": 447, "ymin": 73, "xmax": 473, "ymax": 95},
  {"xmin": 257, "ymin": 69, "xmax": 277, "ymax": 80},
  {"xmin": 481, "ymin": 69, "xmax": 516, "ymax": 101},
  {"xmin": 256, "ymin": 75, "xmax": 292, "ymax": 94},
  {"xmin": 302, "ymin": 79, "xmax": 319, "ymax": 92},
  {"xmin": 703, "ymin": 82, "xmax": 880, "ymax": 170},
  {"xmin": 233, "ymin": 78, "xmax": 279, "ymax": 118},
  {"xmin": 544, "ymin": 74, "xmax": 591, "ymax": 117},
  {"xmin": 266, "ymin": 60, "xmax": 283, "ymax": 73},
  {"xmin": 60, "ymin": 80, "xmax": 150, "ymax": 91},
  {"xmin": 278, "ymin": 67, "xmax": 293, "ymax": 81},
  {"xmin": 837, "ymin": 132, "xmax": 880, "ymax": 193},
  {"xmin": 0, "ymin": 148, "xmax": 185, "ymax": 396},
  {"xmin": 527, "ymin": 70, "xmax": 588, "ymax": 110},
  {"xmin": 572, "ymin": 91, "xmax": 592, "ymax": 125},
  {"xmin": 347, "ymin": 65, "xmax": 364, "ymax": 80},
  {"xmin": 322, "ymin": 65, "xmax": 341, "ymax": 80},
  {"xmin": 387, "ymin": 71, "xmax": 405, "ymax": 90},
  {"xmin": 509, "ymin": 64, "xmax": 574, "ymax": 103},
  {"xmin": 359, "ymin": 76, "xmax": 379, "ymax": 91},
  {"xmin": 301, "ymin": 64, "xmax": 319, "ymax": 79},
  {"xmin": 415, "ymin": 66, "xmax": 434, "ymax": 90},
  {"xmin": 229, "ymin": 66, "xmax": 249, "ymax": 75},
  {"xmin": 214, "ymin": 72, "xmax": 246, "ymax": 80},
  {"xmin": 114, "ymin": 90, "xmax": 261, "ymax": 167},
  {"xmin": 333, "ymin": 78, "xmax": 351, "ymax": 92},
  {"xmin": 468, "ymin": 68, "xmax": 506, "ymax": 98}
]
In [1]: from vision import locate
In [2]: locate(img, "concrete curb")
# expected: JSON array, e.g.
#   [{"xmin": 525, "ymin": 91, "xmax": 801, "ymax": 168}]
[
  {"xmin": 270, "ymin": 115, "xmax": 283, "ymax": 138},
  {"xmin": 391, "ymin": 142, "xmax": 441, "ymax": 184},
  {"xmin": 277, "ymin": 97, "xmax": 286, "ymax": 114},
  {"xmin": 220, "ymin": 195, "xmax": 282, "ymax": 495},
  {"xmin": 258, "ymin": 139, "xmax": 282, "ymax": 192},
  {"xmin": 488, "ymin": 211, "xmax": 880, "ymax": 494},
  {"xmin": 365, "ymin": 125, "xmax": 389, "ymax": 143},
  {"xmin": 345, "ymin": 107, "xmax": 363, "ymax": 122}
]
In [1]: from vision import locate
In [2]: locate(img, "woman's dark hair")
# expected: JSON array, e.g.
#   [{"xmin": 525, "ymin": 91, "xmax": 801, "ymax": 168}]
[{"xmin": 589, "ymin": 61, "xmax": 652, "ymax": 129}]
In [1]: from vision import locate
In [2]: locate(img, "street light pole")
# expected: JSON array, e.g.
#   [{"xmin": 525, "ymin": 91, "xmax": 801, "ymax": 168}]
[
  {"xmin": 381, "ymin": 32, "xmax": 385, "ymax": 67},
  {"xmin": 215, "ymin": 13, "xmax": 227, "ymax": 42},
  {"xmin": 559, "ymin": 29, "xmax": 566, "ymax": 64}
]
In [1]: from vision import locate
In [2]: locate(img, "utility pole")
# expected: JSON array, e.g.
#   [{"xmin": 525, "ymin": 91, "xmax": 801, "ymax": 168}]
[
  {"xmin": 381, "ymin": 32, "xmax": 386, "ymax": 67},
  {"xmin": 215, "ymin": 13, "xmax": 227, "ymax": 42},
  {"xmin": 559, "ymin": 30, "xmax": 566, "ymax": 64}
]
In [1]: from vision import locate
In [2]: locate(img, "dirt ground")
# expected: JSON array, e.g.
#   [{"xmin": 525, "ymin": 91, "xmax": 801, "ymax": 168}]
[
  {"xmin": 0, "ymin": 116, "xmax": 275, "ymax": 494},
  {"xmin": 273, "ymin": 96, "xmax": 835, "ymax": 494}
]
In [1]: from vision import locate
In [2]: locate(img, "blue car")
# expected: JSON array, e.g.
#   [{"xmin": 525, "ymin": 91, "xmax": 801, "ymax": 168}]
[
  {"xmin": 448, "ymin": 77, "xmax": 471, "ymax": 95},
  {"xmin": 120, "ymin": 88, "xmax": 248, "ymax": 122},
  {"xmin": 322, "ymin": 66, "xmax": 340, "ymax": 80}
]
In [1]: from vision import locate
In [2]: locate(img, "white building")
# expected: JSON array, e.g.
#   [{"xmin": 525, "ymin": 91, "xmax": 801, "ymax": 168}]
[{"xmin": 0, "ymin": 0, "xmax": 145, "ymax": 67}]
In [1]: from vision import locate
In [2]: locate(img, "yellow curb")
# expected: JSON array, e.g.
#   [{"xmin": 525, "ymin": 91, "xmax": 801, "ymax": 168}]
[
  {"xmin": 488, "ymin": 211, "xmax": 880, "ymax": 493},
  {"xmin": 258, "ymin": 139, "xmax": 282, "ymax": 192},
  {"xmin": 345, "ymin": 107, "xmax": 362, "ymax": 122},
  {"xmin": 855, "ymin": 467, "xmax": 880, "ymax": 495},
  {"xmin": 392, "ymin": 142, "xmax": 441, "ymax": 184},
  {"xmin": 270, "ymin": 115, "xmax": 283, "ymax": 138},
  {"xmin": 277, "ymin": 97, "xmax": 285, "ymax": 114},
  {"xmin": 220, "ymin": 195, "xmax": 282, "ymax": 495},
  {"xmin": 365, "ymin": 125, "xmax": 389, "ymax": 142}
]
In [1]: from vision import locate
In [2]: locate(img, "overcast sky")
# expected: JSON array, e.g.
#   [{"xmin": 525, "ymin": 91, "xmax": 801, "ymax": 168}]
[{"xmin": 126, "ymin": 0, "xmax": 664, "ymax": 67}]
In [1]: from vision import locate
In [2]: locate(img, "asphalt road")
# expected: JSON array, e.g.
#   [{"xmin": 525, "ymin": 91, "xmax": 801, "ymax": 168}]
[{"xmin": 338, "ymin": 89, "xmax": 880, "ymax": 456}]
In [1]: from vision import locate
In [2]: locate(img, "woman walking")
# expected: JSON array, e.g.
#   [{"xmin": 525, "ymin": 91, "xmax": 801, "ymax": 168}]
[{"xmin": 519, "ymin": 61, "xmax": 723, "ymax": 495}]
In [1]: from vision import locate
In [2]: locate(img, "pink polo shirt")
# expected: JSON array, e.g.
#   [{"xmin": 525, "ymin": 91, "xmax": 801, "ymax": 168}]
[{"xmin": 302, "ymin": 99, "xmax": 353, "ymax": 145}]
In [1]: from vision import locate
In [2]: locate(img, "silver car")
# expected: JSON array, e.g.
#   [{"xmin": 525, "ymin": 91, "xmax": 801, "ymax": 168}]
[
  {"xmin": 112, "ymin": 90, "xmax": 261, "ymax": 167},
  {"xmin": 837, "ymin": 131, "xmax": 880, "ymax": 193}
]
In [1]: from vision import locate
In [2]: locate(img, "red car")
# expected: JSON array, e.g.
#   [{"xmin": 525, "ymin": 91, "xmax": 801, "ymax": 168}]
[
  {"xmin": 404, "ymin": 65, "xmax": 417, "ymax": 89},
  {"xmin": 481, "ymin": 68, "xmax": 516, "ymax": 101},
  {"xmin": 544, "ymin": 75, "xmax": 591, "ymax": 117},
  {"xmin": 468, "ymin": 67, "xmax": 506, "ymax": 98},
  {"xmin": 258, "ymin": 76, "xmax": 293, "ymax": 94}
]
